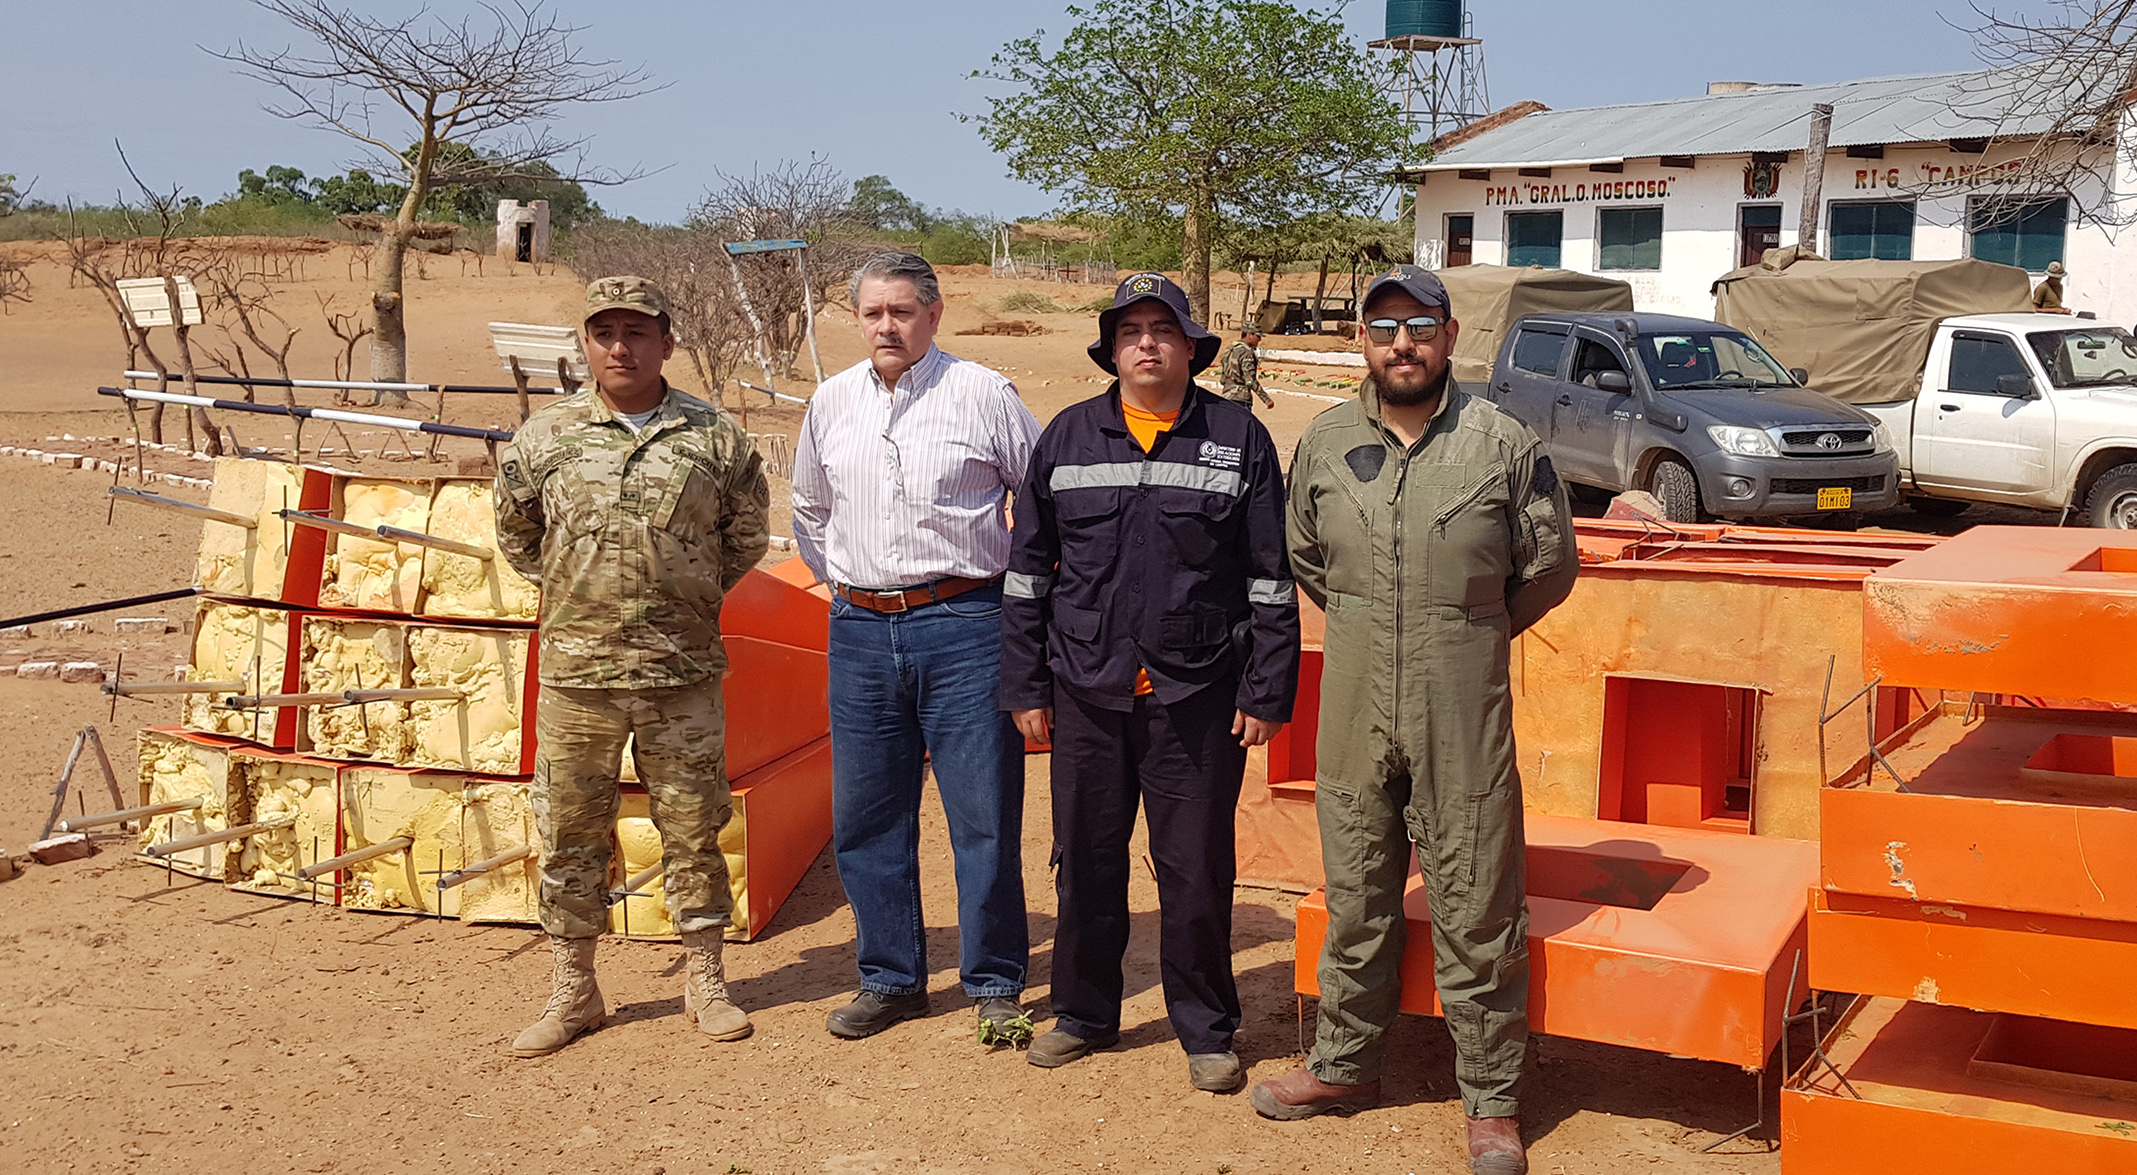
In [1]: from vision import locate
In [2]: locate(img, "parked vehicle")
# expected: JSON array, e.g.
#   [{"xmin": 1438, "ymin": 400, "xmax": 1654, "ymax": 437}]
[
  {"xmin": 1853, "ymin": 316, "xmax": 2137, "ymax": 527},
  {"xmin": 1481, "ymin": 312, "xmax": 1902, "ymax": 523},
  {"xmin": 1713, "ymin": 252, "xmax": 2137, "ymax": 527}
]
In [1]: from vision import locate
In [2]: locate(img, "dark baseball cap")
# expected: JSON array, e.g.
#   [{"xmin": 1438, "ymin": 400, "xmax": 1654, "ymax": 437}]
[
  {"xmin": 1362, "ymin": 264, "xmax": 1452, "ymax": 317},
  {"xmin": 1089, "ymin": 272, "xmax": 1222, "ymax": 376}
]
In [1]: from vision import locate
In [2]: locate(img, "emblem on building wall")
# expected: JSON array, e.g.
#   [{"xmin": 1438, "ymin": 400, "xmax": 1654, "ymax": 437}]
[{"xmin": 1744, "ymin": 161, "xmax": 1782, "ymax": 200}]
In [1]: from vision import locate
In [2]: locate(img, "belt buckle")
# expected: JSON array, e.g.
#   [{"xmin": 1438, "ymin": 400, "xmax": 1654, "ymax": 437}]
[{"xmin": 874, "ymin": 589, "xmax": 910, "ymax": 614}]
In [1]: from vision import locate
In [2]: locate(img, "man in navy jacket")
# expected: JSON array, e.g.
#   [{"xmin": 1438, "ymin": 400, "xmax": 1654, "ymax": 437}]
[{"xmin": 1001, "ymin": 272, "xmax": 1299, "ymax": 1093}]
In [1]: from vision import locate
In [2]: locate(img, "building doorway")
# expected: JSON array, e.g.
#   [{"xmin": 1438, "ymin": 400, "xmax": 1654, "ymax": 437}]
[
  {"xmin": 1446, "ymin": 214, "xmax": 1474, "ymax": 267},
  {"xmin": 516, "ymin": 222, "xmax": 535, "ymax": 263},
  {"xmin": 1739, "ymin": 205, "xmax": 1782, "ymax": 268}
]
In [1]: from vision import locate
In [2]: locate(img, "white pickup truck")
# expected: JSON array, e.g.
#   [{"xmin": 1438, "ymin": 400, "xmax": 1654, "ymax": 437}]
[{"xmin": 1854, "ymin": 314, "xmax": 2137, "ymax": 527}]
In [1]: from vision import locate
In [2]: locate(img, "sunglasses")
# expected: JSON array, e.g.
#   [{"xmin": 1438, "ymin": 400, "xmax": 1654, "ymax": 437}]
[{"xmin": 1364, "ymin": 316, "xmax": 1445, "ymax": 345}]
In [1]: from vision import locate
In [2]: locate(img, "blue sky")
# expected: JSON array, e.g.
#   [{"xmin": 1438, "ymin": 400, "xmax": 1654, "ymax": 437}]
[{"xmin": 10, "ymin": 1, "xmax": 1987, "ymax": 223}]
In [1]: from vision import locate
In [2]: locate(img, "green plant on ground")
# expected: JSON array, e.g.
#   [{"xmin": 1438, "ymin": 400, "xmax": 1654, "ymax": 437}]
[
  {"xmin": 988, "ymin": 290, "xmax": 1070, "ymax": 315},
  {"xmin": 977, "ymin": 1011, "xmax": 1037, "ymax": 1048}
]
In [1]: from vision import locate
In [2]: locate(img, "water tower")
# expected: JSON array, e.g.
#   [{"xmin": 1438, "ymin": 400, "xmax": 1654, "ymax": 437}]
[{"xmin": 1373, "ymin": 0, "xmax": 1491, "ymax": 141}]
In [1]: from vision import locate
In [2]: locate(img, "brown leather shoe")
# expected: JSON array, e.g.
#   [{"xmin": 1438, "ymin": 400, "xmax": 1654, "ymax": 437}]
[
  {"xmin": 1465, "ymin": 1115, "xmax": 1527, "ymax": 1175},
  {"xmin": 1248, "ymin": 1065, "xmax": 1382, "ymax": 1120}
]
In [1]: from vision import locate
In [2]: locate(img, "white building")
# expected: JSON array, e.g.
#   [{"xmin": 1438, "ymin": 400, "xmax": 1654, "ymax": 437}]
[{"xmin": 1412, "ymin": 71, "xmax": 2137, "ymax": 324}]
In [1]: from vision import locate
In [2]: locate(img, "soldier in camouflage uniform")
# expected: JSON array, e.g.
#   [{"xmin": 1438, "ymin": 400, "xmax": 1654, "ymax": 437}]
[
  {"xmin": 1251, "ymin": 266, "xmax": 1575, "ymax": 1175},
  {"xmin": 1219, "ymin": 327, "xmax": 1275, "ymax": 408},
  {"xmin": 494, "ymin": 275, "xmax": 772, "ymax": 1057}
]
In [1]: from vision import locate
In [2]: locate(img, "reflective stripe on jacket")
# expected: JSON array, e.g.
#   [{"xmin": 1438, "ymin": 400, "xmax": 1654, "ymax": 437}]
[{"xmin": 1001, "ymin": 384, "xmax": 1299, "ymax": 719}]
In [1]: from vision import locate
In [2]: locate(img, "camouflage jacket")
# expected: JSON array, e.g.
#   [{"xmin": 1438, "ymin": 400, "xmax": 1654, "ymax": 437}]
[
  {"xmin": 496, "ymin": 383, "xmax": 771, "ymax": 689},
  {"xmin": 1219, "ymin": 341, "xmax": 1262, "ymax": 392}
]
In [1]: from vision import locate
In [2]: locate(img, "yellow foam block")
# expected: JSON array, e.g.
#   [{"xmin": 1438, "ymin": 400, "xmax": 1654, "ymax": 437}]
[
  {"xmin": 338, "ymin": 767, "xmax": 459, "ymax": 914},
  {"xmin": 233, "ymin": 757, "xmax": 340, "ymax": 900},
  {"xmin": 184, "ymin": 601, "xmax": 294, "ymax": 743},
  {"xmin": 134, "ymin": 729, "xmax": 248, "ymax": 880},
  {"xmin": 406, "ymin": 625, "xmax": 532, "ymax": 774},
  {"xmin": 302, "ymin": 618, "xmax": 410, "ymax": 762},
  {"xmin": 454, "ymin": 778, "xmax": 538, "ymax": 924},
  {"xmin": 320, "ymin": 478, "xmax": 427, "ymax": 611},
  {"xmin": 421, "ymin": 480, "xmax": 538, "ymax": 621},
  {"xmin": 195, "ymin": 457, "xmax": 309, "ymax": 599},
  {"xmin": 608, "ymin": 784, "xmax": 750, "ymax": 943}
]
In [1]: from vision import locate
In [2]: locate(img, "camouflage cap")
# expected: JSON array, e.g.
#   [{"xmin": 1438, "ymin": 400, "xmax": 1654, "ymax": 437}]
[{"xmin": 583, "ymin": 275, "xmax": 668, "ymax": 324}]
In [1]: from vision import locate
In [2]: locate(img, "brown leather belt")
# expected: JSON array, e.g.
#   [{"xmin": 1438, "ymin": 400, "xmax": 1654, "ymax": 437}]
[{"xmin": 834, "ymin": 575, "xmax": 1000, "ymax": 614}]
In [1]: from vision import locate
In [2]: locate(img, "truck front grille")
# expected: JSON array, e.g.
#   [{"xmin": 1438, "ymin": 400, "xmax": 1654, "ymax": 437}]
[{"xmin": 1772, "ymin": 475, "xmax": 1886, "ymax": 494}]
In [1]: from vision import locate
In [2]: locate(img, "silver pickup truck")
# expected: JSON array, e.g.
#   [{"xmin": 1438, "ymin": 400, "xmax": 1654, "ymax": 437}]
[{"xmin": 1479, "ymin": 312, "xmax": 1902, "ymax": 523}]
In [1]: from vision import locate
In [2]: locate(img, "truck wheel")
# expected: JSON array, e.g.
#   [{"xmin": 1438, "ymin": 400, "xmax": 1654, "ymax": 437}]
[
  {"xmin": 2084, "ymin": 463, "xmax": 2137, "ymax": 529},
  {"xmin": 1907, "ymin": 497, "xmax": 1971, "ymax": 518},
  {"xmin": 1647, "ymin": 459, "xmax": 1702, "ymax": 522}
]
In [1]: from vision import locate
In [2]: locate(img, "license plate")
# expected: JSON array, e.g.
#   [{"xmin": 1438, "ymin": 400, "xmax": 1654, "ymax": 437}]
[{"xmin": 1816, "ymin": 487, "xmax": 1854, "ymax": 510}]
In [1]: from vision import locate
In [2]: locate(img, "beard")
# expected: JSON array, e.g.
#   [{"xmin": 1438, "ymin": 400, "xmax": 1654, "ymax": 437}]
[{"xmin": 1370, "ymin": 354, "xmax": 1448, "ymax": 407}]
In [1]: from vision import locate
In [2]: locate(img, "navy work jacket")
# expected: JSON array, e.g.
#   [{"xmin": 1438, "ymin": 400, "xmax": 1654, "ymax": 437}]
[{"xmin": 1000, "ymin": 383, "xmax": 1300, "ymax": 720}]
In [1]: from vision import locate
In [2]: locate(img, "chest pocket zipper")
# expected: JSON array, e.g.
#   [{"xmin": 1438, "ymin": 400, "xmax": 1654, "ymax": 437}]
[{"xmin": 1433, "ymin": 466, "xmax": 1505, "ymax": 531}]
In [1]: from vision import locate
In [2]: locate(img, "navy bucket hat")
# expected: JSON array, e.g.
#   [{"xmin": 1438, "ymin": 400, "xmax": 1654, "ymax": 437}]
[{"xmin": 1088, "ymin": 272, "xmax": 1222, "ymax": 376}]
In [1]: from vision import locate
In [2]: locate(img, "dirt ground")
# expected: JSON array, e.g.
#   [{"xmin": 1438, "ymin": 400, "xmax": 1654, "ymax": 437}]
[{"xmin": 0, "ymin": 240, "xmax": 2048, "ymax": 1174}]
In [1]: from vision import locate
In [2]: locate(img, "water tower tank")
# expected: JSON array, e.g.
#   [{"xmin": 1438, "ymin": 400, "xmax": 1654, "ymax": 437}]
[{"xmin": 1387, "ymin": 0, "xmax": 1464, "ymax": 39}]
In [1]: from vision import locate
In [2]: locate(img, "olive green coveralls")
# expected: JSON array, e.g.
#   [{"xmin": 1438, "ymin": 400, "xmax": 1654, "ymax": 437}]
[{"xmin": 1286, "ymin": 377, "xmax": 1576, "ymax": 1118}]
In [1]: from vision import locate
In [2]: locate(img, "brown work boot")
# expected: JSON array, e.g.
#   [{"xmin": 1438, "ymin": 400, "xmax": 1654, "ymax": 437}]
[
  {"xmin": 681, "ymin": 929, "xmax": 753, "ymax": 1041},
  {"xmin": 511, "ymin": 935, "xmax": 606, "ymax": 1057},
  {"xmin": 1248, "ymin": 1065, "xmax": 1382, "ymax": 1120},
  {"xmin": 1465, "ymin": 1115, "xmax": 1528, "ymax": 1175}
]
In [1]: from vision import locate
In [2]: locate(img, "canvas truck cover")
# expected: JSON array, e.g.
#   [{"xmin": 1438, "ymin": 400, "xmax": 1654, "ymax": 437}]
[
  {"xmin": 1711, "ymin": 252, "xmax": 2033, "ymax": 403},
  {"xmin": 1434, "ymin": 265, "xmax": 1636, "ymax": 385}
]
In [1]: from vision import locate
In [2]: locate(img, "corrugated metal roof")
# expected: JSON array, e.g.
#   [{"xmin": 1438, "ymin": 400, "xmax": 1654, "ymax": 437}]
[{"xmin": 1424, "ymin": 70, "xmax": 2062, "ymax": 171}]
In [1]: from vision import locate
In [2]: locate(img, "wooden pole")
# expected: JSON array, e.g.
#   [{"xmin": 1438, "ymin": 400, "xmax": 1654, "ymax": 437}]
[
  {"xmin": 144, "ymin": 816, "xmax": 297, "ymax": 858},
  {"xmin": 798, "ymin": 250, "xmax": 825, "ymax": 386},
  {"xmin": 1799, "ymin": 103, "xmax": 1836, "ymax": 255},
  {"xmin": 436, "ymin": 844, "xmax": 535, "ymax": 890},
  {"xmin": 39, "ymin": 731, "xmax": 88, "ymax": 841},
  {"xmin": 725, "ymin": 252, "xmax": 778, "ymax": 396},
  {"xmin": 297, "ymin": 835, "xmax": 414, "ymax": 882},
  {"xmin": 59, "ymin": 797, "xmax": 204, "ymax": 834}
]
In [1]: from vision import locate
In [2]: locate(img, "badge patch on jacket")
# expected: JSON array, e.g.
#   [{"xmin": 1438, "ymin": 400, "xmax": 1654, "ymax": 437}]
[
  {"xmin": 1198, "ymin": 440, "xmax": 1243, "ymax": 470},
  {"xmin": 1345, "ymin": 445, "xmax": 1387, "ymax": 482}
]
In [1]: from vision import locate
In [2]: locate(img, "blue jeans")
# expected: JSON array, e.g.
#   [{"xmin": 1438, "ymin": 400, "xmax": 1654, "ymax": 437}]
[{"xmin": 828, "ymin": 584, "xmax": 1028, "ymax": 998}]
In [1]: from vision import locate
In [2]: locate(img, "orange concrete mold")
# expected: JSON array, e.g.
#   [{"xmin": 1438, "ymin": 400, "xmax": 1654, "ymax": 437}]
[
  {"xmin": 1863, "ymin": 526, "xmax": 2137, "ymax": 706},
  {"xmin": 1807, "ymin": 888, "xmax": 2137, "ymax": 1030},
  {"xmin": 1781, "ymin": 997, "xmax": 2137, "ymax": 1174},
  {"xmin": 1292, "ymin": 814, "xmax": 1818, "ymax": 1068},
  {"xmin": 1822, "ymin": 707, "xmax": 2137, "ymax": 923},
  {"xmin": 1238, "ymin": 522, "xmax": 1940, "ymax": 891}
]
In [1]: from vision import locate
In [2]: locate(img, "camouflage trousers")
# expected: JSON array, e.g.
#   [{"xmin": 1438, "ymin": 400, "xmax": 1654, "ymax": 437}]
[
  {"xmin": 1308, "ymin": 756, "xmax": 1530, "ymax": 1118},
  {"xmin": 532, "ymin": 682, "xmax": 734, "ymax": 939}
]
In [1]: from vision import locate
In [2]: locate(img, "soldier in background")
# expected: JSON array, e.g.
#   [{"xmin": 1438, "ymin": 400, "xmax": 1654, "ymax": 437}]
[
  {"xmin": 2032, "ymin": 260, "xmax": 2071, "ymax": 314},
  {"xmin": 495, "ymin": 275, "xmax": 771, "ymax": 1057},
  {"xmin": 1220, "ymin": 326, "xmax": 1275, "ymax": 408}
]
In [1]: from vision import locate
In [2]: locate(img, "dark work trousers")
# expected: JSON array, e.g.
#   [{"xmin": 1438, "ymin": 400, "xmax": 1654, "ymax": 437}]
[{"xmin": 1048, "ymin": 681, "xmax": 1249, "ymax": 1055}]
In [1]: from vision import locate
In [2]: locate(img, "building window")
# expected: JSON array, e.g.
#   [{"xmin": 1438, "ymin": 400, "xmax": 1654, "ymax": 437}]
[
  {"xmin": 1597, "ymin": 207, "xmax": 1663, "ymax": 270},
  {"xmin": 1506, "ymin": 210, "xmax": 1564, "ymax": 268},
  {"xmin": 1829, "ymin": 201, "xmax": 1915, "ymax": 260},
  {"xmin": 1970, "ymin": 197, "xmax": 2068, "ymax": 272}
]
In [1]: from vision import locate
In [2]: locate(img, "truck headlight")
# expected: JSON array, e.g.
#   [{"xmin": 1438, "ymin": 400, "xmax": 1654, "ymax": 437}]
[
  {"xmin": 1871, "ymin": 422, "xmax": 1894, "ymax": 453},
  {"xmin": 1707, "ymin": 425, "xmax": 1780, "ymax": 458}
]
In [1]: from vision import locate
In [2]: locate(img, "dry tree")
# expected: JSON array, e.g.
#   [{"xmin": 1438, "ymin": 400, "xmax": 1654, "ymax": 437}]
[
  {"xmin": 687, "ymin": 158, "xmax": 874, "ymax": 384},
  {"xmin": 214, "ymin": 0, "xmax": 660, "ymax": 384},
  {"xmin": 316, "ymin": 292, "xmax": 376, "ymax": 392},
  {"xmin": 1938, "ymin": 1, "xmax": 2137, "ymax": 227},
  {"xmin": 195, "ymin": 252, "xmax": 302, "ymax": 403}
]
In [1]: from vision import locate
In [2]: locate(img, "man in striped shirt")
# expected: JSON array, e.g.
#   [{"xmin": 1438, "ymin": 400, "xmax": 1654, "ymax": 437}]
[{"xmin": 792, "ymin": 252, "xmax": 1042, "ymax": 1045}]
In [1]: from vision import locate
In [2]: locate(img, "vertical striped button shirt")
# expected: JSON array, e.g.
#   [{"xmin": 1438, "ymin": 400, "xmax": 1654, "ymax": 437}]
[{"xmin": 791, "ymin": 345, "xmax": 1041, "ymax": 590}]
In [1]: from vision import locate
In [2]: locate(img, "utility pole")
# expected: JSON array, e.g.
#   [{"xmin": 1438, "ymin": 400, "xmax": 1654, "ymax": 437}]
[{"xmin": 1799, "ymin": 103, "xmax": 1835, "ymax": 254}]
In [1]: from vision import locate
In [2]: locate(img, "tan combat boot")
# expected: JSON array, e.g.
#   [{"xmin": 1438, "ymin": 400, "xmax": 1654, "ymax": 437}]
[
  {"xmin": 681, "ymin": 929, "xmax": 753, "ymax": 1041},
  {"xmin": 511, "ymin": 935, "xmax": 606, "ymax": 1057}
]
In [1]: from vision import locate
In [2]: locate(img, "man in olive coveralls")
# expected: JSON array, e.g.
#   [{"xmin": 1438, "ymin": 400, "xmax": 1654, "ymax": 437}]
[
  {"xmin": 496, "ymin": 276, "xmax": 771, "ymax": 1056},
  {"xmin": 1219, "ymin": 326, "xmax": 1274, "ymax": 408},
  {"xmin": 1251, "ymin": 265, "xmax": 1575, "ymax": 1175}
]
